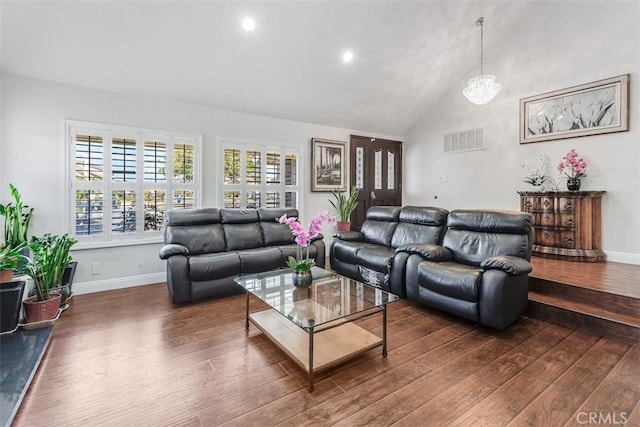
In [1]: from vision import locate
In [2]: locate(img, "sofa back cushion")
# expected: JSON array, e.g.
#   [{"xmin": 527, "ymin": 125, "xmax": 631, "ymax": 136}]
[
  {"xmin": 361, "ymin": 206, "xmax": 401, "ymax": 247},
  {"xmin": 258, "ymin": 208, "xmax": 297, "ymax": 246},
  {"xmin": 164, "ymin": 208, "xmax": 226, "ymax": 255},
  {"xmin": 221, "ymin": 209, "xmax": 264, "ymax": 251},
  {"xmin": 391, "ymin": 206, "xmax": 449, "ymax": 248},
  {"xmin": 443, "ymin": 210, "xmax": 534, "ymax": 266}
]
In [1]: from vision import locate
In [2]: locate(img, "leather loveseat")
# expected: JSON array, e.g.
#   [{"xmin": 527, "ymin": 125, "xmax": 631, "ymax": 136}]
[
  {"xmin": 329, "ymin": 206, "xmax": 449, "ymax": 297},
  {"xmin": 399, "ymin": 209, "xmax": 534, "ymax": 330},
  {"xmin": 159, "ymin": 207, "xmax": 325, "ymax": 304}
]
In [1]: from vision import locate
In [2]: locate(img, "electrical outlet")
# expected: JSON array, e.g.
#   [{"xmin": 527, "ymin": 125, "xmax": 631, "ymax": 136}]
[{"xmin": 91, "ymin": 262, "xmax": 101, "ymax": 275}]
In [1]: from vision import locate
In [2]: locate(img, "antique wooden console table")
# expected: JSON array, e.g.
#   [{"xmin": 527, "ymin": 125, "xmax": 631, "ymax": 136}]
[{"xmin": 518, "ymin": 191, "xmax": 606, "ymax": 262}]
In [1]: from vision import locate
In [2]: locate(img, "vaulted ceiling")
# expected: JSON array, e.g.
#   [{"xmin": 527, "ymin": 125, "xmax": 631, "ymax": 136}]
[{"xmin": 2, "ymin": 1, "xmax": 560, "ymax": 136}]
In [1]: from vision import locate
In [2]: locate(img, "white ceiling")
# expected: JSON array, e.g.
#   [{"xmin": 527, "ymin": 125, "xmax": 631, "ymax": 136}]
[{"xmin": 2, "ymin": 0, "xmax": 552, "ymax": 136}]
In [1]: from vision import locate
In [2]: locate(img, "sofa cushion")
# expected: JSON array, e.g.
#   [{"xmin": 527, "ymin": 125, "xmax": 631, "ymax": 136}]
[
  {"xmin": 391, "ymin": 206, "xmax": 448, "ymax": 248},
  {"xmin": 236, "ymin": 247, "xmax": 283, "ymax": 274},
  {"xmin": 220, "ymin": 209, "xmax": 260, "ymax": 224},
  {"xmin": 189, "ymin": 252, "xmax": 240, "ymax": 281},
  {"xmin": 443, "ymin": 230, "xmax": 530, "ymax": 267},
  {"xmin": 361, "ymin": 221, "xmax": 398, "ymax": 247},
  {"xmin": 223, "ymin": 223, "xmax": 264, "ymax": 251},
  {"xmin": 356, "ymin": 246, "xmax": 395, "ymax": 272},
  {"xmin": 165, "ymin": 224, "xmax": 226, "ymax": 255},
  {"xmin": 332, "ymin": 240, "xmax": 369, "ymax": 264},
  {"xmin": 417, "ymin": 261, "xmax": 482, "ymax": 302}
]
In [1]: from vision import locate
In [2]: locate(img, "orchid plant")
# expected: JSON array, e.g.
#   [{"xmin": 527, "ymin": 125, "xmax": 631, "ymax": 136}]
[
  {"xmin": 557, "ymin": 149, "xmax": 588, "ymax": 179},
  {"xmin": 278, "ymin": 211, "xmax": 336, "ymax": 272},
  {"xmin": 521, "ymin": 153, "xmax": 550, "ymax": 187}
]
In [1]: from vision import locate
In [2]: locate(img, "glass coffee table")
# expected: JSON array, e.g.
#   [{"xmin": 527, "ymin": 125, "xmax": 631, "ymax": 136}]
[{"xmin": 234, "ymin": 267, "xmax": 399, "ymax": 391}]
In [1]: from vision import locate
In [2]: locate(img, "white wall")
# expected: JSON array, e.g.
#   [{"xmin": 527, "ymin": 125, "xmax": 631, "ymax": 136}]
[
  {"xmin": 404, "ymin": 1, "xmax": 640, "ymax": 264},
  {"xmin": 0, "ymin": 74, "xmax": 400, "ymax": 293}
]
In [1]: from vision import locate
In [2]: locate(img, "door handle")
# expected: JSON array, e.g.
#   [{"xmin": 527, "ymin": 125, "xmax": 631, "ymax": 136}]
[{"xmin": 370, "ymin": 191, "xmax": 376, "ymax": 200}]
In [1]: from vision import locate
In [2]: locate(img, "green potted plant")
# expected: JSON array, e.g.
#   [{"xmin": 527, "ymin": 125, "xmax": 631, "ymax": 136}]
[
  {"xmin": 23, "ymin": 233, "xmax": 77, "ymax": 324},
  {"xmin": 0, "ymin": 183, "xmax": 34, "ymax": 273},
  {"xmin": 329, "ymin": 185, "xmax": 360, "ymax": 232},
  {"xmin": 0, "ymin": 243, "xmax": 27, "ymax": 332}
]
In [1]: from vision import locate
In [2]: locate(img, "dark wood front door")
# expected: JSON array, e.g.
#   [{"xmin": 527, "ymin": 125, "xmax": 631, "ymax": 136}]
[{"xmin": 350, "ymin": 135, "xmax": 403, "ymax": 231}]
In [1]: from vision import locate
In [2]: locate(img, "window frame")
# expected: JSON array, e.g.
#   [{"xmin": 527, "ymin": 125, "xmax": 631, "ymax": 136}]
[
  {"xmin": 219, "ymin": 138, "xmax": 302, "ymax": 211},
  {"xmin": 66, "ymin": 120, "xmax": 202, "ymax": 249}
]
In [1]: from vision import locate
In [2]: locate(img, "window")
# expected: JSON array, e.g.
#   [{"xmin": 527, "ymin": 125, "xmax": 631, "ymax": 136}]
[
  {"xmin": 68, "ymin": 121, "xmax": 201, "ymax": 246},
  {"xmin": 221, "ymin": 141, "xmax": 300, "ymax": 210}
]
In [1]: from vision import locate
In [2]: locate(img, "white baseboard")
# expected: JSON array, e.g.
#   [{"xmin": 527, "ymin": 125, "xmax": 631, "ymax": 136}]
[
  {"xmin": 604, "ymin": 251, "xmax": 640, "ymax": 265},
  {"xmin": 73, "ymin": 272, "xmax": 167, "ymax": 295}
]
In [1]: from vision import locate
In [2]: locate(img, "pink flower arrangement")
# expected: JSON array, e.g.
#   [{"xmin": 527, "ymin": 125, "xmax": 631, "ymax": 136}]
[
  {"xmin": 278, "ymin": 211, "xmax": 336, "ymax": 272},
  {"xmin": 557, "ymin": 149, "xmax": 587, "ymax": 179}
]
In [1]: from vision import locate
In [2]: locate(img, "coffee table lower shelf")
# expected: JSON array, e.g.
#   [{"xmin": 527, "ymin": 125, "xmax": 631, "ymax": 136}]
[{"xmin": 249, "ymin": 310, "xmax": 382, "ymax": 391}]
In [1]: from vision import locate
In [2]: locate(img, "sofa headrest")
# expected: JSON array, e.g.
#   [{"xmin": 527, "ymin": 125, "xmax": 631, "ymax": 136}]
[
  {"xmin": 447, "ymin": 210, "xmax": 533, "ymax": 234},
  {"xmin": 366, "ymin": 206, "xmax": 401, "ymax": 222},
  {"xmin": 257, "ymin": 207, "xmax": 299, "ymax": 222},
  {"xmin": 165, "ymin": 208, "xmax": 221, "ymax": 226},
  {"xmin": 221, "ymin": 209, "xmax": 260, "ymax": 224},
  {"xmin": 399, "ymin": 206, "xmax": 448, "ymax": 225}
]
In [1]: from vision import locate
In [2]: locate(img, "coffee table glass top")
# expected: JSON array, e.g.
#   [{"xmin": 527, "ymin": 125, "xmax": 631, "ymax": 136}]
[{"xmin": 234, "ymin": 267, "xmax": 399, "ymax": 330}]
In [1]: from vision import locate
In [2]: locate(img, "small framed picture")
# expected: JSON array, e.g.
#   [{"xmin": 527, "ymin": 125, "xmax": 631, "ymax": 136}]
[
  {"xmin": 311, "ymin": 138, "xmax": 346, "ymax": 192},
  {"xmin": 520, "ymin": 74, "xmax": 629, "ymax": 144}
]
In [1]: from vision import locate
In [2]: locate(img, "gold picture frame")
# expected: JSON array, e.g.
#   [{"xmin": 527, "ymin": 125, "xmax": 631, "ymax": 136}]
[{"xmin": 520, "ymin": 74, "xmax": 629, "ymax": 144}]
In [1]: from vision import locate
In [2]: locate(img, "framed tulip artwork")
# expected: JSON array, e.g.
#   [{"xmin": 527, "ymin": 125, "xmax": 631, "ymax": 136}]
[{"xmin": 520, "ymin": 74, "xmax": 629, "ymax": 144}]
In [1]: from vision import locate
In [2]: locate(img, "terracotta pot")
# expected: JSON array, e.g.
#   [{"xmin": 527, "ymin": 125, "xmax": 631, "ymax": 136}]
[
  {"xmin": 0, "ymin": 269, "xmax": 14, "ymax": 284},
  {"xmin": 336, "ymin": 221, "xmax": 351, "ymax": 232},
  {"xmin": 23, "ymin": 293, "xmax": 62, "ymax": 324}
]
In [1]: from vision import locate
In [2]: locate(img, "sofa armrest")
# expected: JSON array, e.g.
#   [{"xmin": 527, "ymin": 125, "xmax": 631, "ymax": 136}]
[
  {"xmin": 396, "ymin": 244, "xmax": 453, "ymax": 262},
  {"xmin": 159, "ymin": 244, "xmax": 189, "ymax": 260},
  {"xmin": 310, "ymin": 233, "xmax": 324, "ymax": 242},
  {"xmin": 333, "ymin": 231, "xmax": 364, "ymax": 241},
  {"xmin": 481, "ymin": 255, "xmax": 532, "ymax": 275}
]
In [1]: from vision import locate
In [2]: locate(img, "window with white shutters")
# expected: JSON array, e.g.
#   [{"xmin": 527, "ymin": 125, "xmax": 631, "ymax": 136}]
[{"xmin": 67, "ymin": 121, "xmax": 201, "ymax": 247}]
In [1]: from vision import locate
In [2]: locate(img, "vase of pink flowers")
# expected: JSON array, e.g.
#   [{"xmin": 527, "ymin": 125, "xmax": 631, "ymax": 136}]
[
  {"xmin": 557, "ymin": 149, "xmax": 587, "ymax": 191},
  {"xmin": 278, "ymin": 211, "xmax": 336, "ymax": 287}
]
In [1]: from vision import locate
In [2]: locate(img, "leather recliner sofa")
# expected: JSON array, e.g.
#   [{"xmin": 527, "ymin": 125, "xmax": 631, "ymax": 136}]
[
  {"xmin": 159, "ymin": 207, "xmax": 325, "ymax": 304},
  {"xmin": 399, "ymin": 209, "xmax": 534, "ymax": 330},
  {"xmin": 329, "ymin": 206, "xmax": 449, "ymax": 297}
]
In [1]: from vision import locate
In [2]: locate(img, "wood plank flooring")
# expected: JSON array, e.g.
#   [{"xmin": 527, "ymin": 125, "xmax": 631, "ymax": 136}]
[{"xmin": 12, "ymin": 283, "xmax": 640, "ymax": 427}]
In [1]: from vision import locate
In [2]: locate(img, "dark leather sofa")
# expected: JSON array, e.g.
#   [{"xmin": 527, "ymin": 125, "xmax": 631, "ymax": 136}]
[
  {"xmin": 159, "ymin": 207, "xmax": 325, "ymax": 304},
  {"xmin": 329, "ymin": 206, "xmax": 449, "ymax": 297},
  {"xmin": 399, "ymin": 209, "xmax": 534, "ymax": 330}
]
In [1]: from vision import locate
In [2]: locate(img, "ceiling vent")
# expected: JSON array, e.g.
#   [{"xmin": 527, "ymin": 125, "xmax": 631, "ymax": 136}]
[{"xmin": 444, "ymin": 128, "xmax": 484, "ymax": 154}]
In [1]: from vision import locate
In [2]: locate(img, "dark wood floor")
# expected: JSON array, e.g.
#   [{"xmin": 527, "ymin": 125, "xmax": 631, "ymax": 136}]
[{"xmin": 13, "ymin": 283, "xmax": 640, "ymax": 427}]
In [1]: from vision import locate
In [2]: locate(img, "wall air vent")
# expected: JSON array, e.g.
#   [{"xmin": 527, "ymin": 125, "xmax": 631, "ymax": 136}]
[{"xmin": 443, "ymin": 128, "xmax": 484, "ymax": 154}]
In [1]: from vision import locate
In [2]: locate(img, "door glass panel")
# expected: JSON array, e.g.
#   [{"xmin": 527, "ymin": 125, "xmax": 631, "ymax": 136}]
[
  {"xmin": 374, "ymin": 150, "xmax": 382, "ymax": 190},
  {"xmin": 355, "ymin": 147, "xmax": 364, "ymax": 189},
  {"xmin": 387, "ymin": 151, "xmax": 395, "ymax": 190}
]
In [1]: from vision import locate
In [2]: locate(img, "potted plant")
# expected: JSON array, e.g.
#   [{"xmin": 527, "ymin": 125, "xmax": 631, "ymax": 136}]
[
  {"xmin": 329, "ymin": 185, "xmax": 360, "ymax": 232},
  {"xmin": 23, "ymin": 234, "xmax": 77, "ymax": 324},
  {"xmin": 0, "ymin": 242, "xmax": 26, "ymax": 283},
  {"xmin": 0, "ymin": 243, "xmax": 27, "ymax": 333},
  {"xmin": 0, "ymin": 183, "xmax": 34, "ymax": 274}
]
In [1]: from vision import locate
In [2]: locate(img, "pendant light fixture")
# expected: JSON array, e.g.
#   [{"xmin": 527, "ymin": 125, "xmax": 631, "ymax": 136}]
[{"xmin": 463, "ymin": 17, "xmax": 502, "ymax": 105}]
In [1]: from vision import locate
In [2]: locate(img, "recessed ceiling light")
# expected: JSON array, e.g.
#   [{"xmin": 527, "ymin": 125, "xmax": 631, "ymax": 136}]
[
  {"xmin": 342, "ymin": 50, "xmax": 354, "ymax": 63},
  {"xmin": 242, "ymin": 17, "xmax": 256, "ymax": 32}
]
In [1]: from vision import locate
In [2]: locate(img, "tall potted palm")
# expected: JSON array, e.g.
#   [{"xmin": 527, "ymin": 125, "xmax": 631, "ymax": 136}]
[
  {"xmin": 329, "ymin": 186, "xmax": 360, "ymax": 232},
  {"xmin": 23, "ymin": 234, "xmax": 77, "ymax": 324}
]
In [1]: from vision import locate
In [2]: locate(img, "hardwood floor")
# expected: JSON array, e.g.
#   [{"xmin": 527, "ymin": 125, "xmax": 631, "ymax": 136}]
[{"xmin": 13, "ymin": 283, "xmax": 640, "ymax": 427}]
